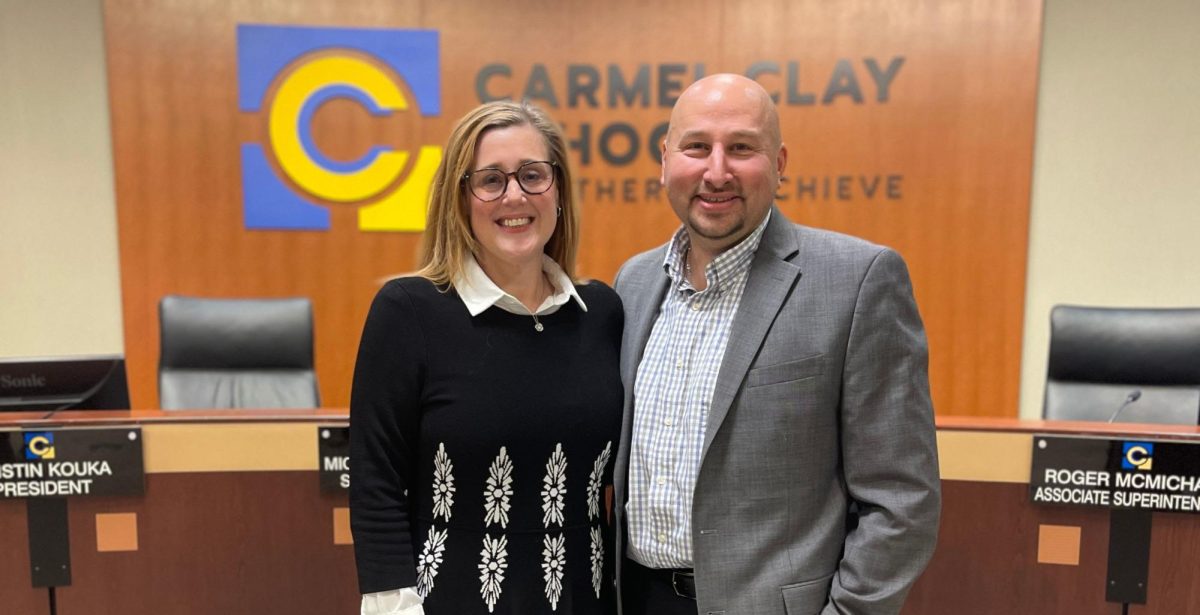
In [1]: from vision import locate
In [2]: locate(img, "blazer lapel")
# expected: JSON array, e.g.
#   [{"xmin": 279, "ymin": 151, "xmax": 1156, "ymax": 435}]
[
  {"xmin": 701, "ymin": 210, "xmax": 802, "ymax": 457},
  {"xmin": 617, "ymin": 248, "xmax": 670, "ymax": 480},
  {"xmin": 620, "ymin": 249, "xmax": 670, "ymax": 390},
  {"xmin": 615, "ymin": 248, "xmax": 670, "ymax": 516}
]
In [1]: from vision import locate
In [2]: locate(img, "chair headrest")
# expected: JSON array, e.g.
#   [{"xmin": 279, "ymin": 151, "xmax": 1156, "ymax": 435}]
[
  {"xmin": 1048, "ymin": 305, "xmax": 1200, "ymax": 385},
  {"xmin": 159, "ymin": 295, "xmax": 314, "ymax": 369}
]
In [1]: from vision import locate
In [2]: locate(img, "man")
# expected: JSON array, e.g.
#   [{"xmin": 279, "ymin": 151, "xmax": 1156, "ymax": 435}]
[{"xmin": 613, "ymin": 74, "xmax": 940, "ymax": 615}]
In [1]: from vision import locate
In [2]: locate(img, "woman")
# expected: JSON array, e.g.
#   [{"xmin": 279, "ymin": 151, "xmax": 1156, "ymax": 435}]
[{"xmin": 350, "ymin": 101, "xmax": 622, "ymax": 615}]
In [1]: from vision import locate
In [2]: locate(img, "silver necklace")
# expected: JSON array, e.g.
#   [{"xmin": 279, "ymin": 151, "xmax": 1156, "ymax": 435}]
[{"xmin": 531, "ymin": 273, "xmax": 549, "ymax": 332}]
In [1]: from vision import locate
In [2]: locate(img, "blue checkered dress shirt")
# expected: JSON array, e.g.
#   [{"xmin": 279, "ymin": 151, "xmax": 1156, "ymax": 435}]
[{"xmin": 625, "ymin": 212, "xmax": 770, "ymax": 569}]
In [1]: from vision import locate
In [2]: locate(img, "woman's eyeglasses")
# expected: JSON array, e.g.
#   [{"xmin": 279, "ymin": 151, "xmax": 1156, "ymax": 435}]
[{"xmin": 463, "ymin": 160, "xmax": 557, "ymax": 202}]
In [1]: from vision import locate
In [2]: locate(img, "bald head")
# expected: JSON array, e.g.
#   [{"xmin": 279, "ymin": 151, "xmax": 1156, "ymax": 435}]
[
  {"xmin": 667, "ymin": 74, "xmax": 782, "ymax": 151},
  {"xmin": 659, "ymin": 73, "xmax": 788, "ymax": 260}
]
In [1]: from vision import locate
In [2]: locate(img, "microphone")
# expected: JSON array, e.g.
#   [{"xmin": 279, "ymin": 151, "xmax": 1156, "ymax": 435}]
[{"xmin": 1107, "ymin": 390, "xmax": 1143, "ymax": 423}]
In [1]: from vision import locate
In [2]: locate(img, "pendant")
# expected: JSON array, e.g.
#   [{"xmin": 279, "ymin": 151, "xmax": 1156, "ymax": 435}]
[{"xmin": 534, "ymin": 322, "xmax": 544, "ymax": 332}]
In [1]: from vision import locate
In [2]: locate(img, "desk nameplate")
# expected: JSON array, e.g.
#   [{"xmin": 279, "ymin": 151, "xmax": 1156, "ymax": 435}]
[
  {"xmin": 0, "ymin": 427, "xmax": 144, "ymax": 499},
  {"xmin": 1030, "ymin": 434, "xmax": 1200, "ymax": 513},
  {"xmin": 318, "ymin": 426, "xmax": 349, "ymax": 492}
]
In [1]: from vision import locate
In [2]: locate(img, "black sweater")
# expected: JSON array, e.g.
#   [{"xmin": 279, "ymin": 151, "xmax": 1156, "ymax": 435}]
[{"xmin": 350, "ymin": 276, "xmax": 623, "ymax": 614}]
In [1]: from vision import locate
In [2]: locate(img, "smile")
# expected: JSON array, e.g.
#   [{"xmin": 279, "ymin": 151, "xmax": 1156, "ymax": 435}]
[{"xmin": 499, "ymin": 217, "xmax": 533, "ymax": 227}]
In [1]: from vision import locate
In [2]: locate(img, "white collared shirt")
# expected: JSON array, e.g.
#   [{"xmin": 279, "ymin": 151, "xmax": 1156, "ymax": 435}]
[
  {"xmin": 361, "ymin": 253, "xmax": 586, "ymax": 615},
  {"xmin": 455, "ymin": 253, "xmax": 587, "ymax": 317}
]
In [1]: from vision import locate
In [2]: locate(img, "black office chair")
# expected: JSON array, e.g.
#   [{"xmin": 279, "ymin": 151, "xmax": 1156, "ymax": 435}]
[
  {"xmin": 158, "ymin": 295, "xmax": 320, "ymax": 410},
  {"xmin": 1043, "ymin": 305, "xmax": 1200, "ymax": 424}
]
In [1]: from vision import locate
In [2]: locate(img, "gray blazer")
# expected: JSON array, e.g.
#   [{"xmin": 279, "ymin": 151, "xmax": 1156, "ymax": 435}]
[{"xmin": 614, "ymin": 209, "xmax": 940, "ymax": 615}]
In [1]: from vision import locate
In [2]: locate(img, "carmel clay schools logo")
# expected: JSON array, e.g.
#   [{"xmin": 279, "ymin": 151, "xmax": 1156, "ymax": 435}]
[
  {"xmin": 24, "ymin": 432, "xmax": 56, "ymax": 460},
  {"xmin": 1122, "ymin": 442, "xmax": 1153, "ymax": 471},
  {"xmin": 237, "ymin": 24, "xmax": 441, "ymax": 232}
]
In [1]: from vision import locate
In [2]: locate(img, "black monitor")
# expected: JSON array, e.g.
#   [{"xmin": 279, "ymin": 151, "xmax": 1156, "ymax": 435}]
[{"xmin": 0, "ymin": 354, "xmax": 130, "ymax": 412}]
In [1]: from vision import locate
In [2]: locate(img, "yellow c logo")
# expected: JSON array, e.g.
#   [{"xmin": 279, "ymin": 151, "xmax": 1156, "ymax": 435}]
[
  {"xmin": 270, "ymin": 56, "xmax": 409, "ymax": 202},
  {"xmin": 266, "ymin": 55, "xmax": 441, "ymax": 231},
  {"xmin": 1124, "ymin": 445, "xmax": 1152, "ymax": 471},
  {"xmin": 28, "ymin": 435, "xmax": 55, "ymax": 459}
]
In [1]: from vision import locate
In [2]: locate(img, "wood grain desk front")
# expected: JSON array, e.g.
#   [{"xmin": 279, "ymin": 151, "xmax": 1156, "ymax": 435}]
[
  {"xmin": 904, "ymin": 417, "xmax": 1200, "ymax": 615},
  {"xmin": 1, "ymin": 409, "xmax": 354, "ymax": 615}
]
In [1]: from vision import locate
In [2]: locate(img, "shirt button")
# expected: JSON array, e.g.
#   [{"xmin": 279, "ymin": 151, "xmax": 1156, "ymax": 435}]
[
  {"xmin": 657, "ymin": 476, "xmax": 666, "ymax": 485},
  {"xmin": 675, "ymin": 360, "xmax": 684, "ymax": 370},
  {"xmin": 690, "ymin": 303, "xmax": 701, "ymax": 311},
  {"xmin": 657, "ymin": 533, "xmax": 667, "ymax": 543},
  {"xmin": 663, "ymin": 418, "xmax": 673, "ymax": 426}
]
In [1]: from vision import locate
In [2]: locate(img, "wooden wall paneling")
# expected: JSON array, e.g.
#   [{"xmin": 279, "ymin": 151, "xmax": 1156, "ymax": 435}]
[
  {"xmin": 105, "ymin": 0, "xmax": 1043, "ymax": 416},
  {"xmin": 105, "ymin": 0, "xmax": 432, "ymax": 410},
  {"xmin": 428, "ymin": 0, "xmax": 729, "ymax": 278}
]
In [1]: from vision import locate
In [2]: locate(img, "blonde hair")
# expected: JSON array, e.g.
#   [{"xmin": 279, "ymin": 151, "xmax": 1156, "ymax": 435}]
[{"xmin": 416, "ymin": 101, "xmax": 578, "ymax": 287}]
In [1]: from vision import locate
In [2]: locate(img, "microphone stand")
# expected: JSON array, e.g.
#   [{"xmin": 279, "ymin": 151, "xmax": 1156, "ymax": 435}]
[{"xmin": 1107, "ymin": 390, "xmax": 1143, "ymax": 423}]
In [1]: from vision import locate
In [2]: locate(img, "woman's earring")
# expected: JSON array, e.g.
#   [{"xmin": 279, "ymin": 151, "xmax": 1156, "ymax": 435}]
[{"xmin": 556, "ymin": 206, "xmax": 562, "ymax": 217}]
